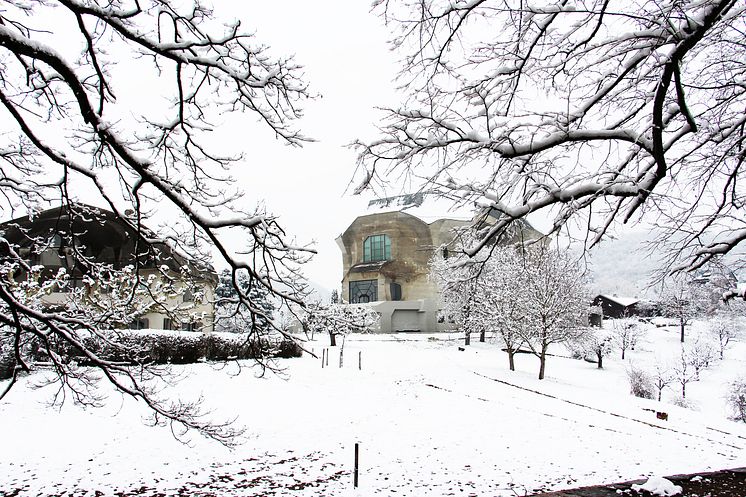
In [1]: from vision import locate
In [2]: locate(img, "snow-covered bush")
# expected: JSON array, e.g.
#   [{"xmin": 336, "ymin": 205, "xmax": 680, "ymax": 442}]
[
  {"xmin": 627, "ymin": 365, "xmax": 655, "ymax": 400},
  {"xmin": 273, "ymin": 339, "xmax": 304, "ymax": 359},
  {"xmin": 726, "ymin": 377, "xmax": 746, "ymax": 423},
  {"xmin": 0, "ymin": 340, "xmax": 15, "ymax": 381},
  {"xmin": 59, "ymin": 330, "xmax": 288, "ymax": 365}
]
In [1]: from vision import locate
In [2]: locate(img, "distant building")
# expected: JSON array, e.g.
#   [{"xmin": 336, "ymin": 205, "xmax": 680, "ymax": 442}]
[
  {"xmin": 336, "ymin": 193, "xmax": 541, "ymax": 332},
  {"xmin": 0, "ymin": 204, "xmax": 217, "ymax": 331},
  {"xmin": 591, "ymin": 294, "xmax": 639, "ymax": 319}
]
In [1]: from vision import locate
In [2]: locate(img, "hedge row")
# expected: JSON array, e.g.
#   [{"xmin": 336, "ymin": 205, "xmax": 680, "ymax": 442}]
[{"xmin": 0, "ymin": 330, "xmax": 303, "ymax": 379}]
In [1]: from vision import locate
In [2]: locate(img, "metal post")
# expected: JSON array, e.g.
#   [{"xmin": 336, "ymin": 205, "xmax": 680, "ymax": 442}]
[
  {"xmin": 358, "ymin": 351, "xmax": 362, "ymax": 370},
  {"xmin": 321, "ymin": 348, "xmax": 325, "ymax": 368},
  {"xmin": 354, "ymin": 442, "xmax": 359, "ymax": 488}
]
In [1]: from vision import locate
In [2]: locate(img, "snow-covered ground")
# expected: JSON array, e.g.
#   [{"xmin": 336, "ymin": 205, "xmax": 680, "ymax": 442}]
[{"xmin": 2, "ymin": 321, "xmax": 745, "ymax": 497}]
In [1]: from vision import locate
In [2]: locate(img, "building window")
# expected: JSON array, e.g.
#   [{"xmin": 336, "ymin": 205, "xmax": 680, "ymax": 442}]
[
  {"xmin": 183, "ymin": 287, "xmax": 194, "ymax": 302},
  {"xmin": 390, "ymin": 282, "xmax": 402, "ymax": 301},
  {"xmin": 363, "ymin": 234, "xmax": 391, "ymax": 262},
  {"xmin": 129, "ymin": 317, "xmax": 149, "ymax": 330},
  {"xmin": 182, "ymin": 321, "xmax": 201, "ymax": 332},
  {"xmin": 350, "ymin": 279, "xmax": 378, "ymax": 303},
  {"xmin": 163, "ymin": 318, "xmax": 174, "ymax": 330}
]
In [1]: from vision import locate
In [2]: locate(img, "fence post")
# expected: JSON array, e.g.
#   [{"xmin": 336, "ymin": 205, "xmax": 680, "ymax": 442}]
[
  {"xmin": 354, "ymin": 442, "xmax": 359, "ymax": 488},
  {"xmin": 325, "ymin": 348, "xmax": 329, "ymax": 367},
  {"xmin": 321, "ymin": 348, "xmax": 325, "ymax": 369},
  {"xmin": 358, "ymin": 351, "xmax": 362, "ymax": 370}
]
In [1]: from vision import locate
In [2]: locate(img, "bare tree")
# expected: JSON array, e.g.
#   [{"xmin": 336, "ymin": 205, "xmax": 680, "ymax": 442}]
[
  {"xmin": 582, "ymin": 327, "xmax": 614, "ymax": 369},
  {"xmin": 303, "ymin": 301, "xmax": 379, "ymax": 348},
  {"xmin": 0, "ymin": 1, "xmax": 314, "ymax": 444},
  {"xmin": 709, "ymin": 316, "xmax": 740, "ymax": 360},
  {"xmin": 514, "ymin": 245, "xmax": 589, "ymax": 380},
  {"xmin": 685, "ymin": 333, "xmax": 716, "ymax": 380},
  {"xmin": 672, "ymin": 347, "xmax": 696, "ymax": 399},
  {"xmin": 431, "ymin": 243, "xmax": 526, "ymax": 370},
  {"xmin": 651, "ymin": 361, "xmax": 673, "ymax": 402},
  {"xmin": 660, "ymin": 276, "xmax": 709, "ymax": 343},
  {"xmin": 611, "ymin": 318, "xmax": 645, "ymax": 360},
  {"xmin": 356, "ymin": 0, "xmax": 746, "ymax": 279}
]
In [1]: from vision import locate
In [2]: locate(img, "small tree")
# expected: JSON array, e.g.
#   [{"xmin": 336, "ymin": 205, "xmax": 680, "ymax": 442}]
[
  {"xmin": 431, "ymin": 244, "xmax": 526, "ymax": 370},
  {"xmin": 651, "ymin": 361, "xmax": 674, "ymax": 402},
  {"xmin": 709, "ymin": 316, "xmax": 740, "ymax": 360},
  {"xmin": 672, "ymin": 347, "xmax": 696, "ymax": 399},
  {"xmin": 304, "ymin": 302, "xmax": 379, "ymax": 347},
  {"xmin": 685, "ymin": 334, "xmax": 716, "ymax": 381},
  {"xmin": 660, "ymin": 277, "xmax": 707, "ymax": 343},
  {"xmin": 514, "ymin": 245, "xmax": 590, "ymax": 380},
  {"xmin": 611, "ymin": 318, "xmax": 646, "ymax": 360},
  {"xmin": 582, "ymin": 328, "xmax": 614, "ymax": 369},
  {"xmin": 726, "ymin": 378, "xmax": 746, "ymax": 423}
]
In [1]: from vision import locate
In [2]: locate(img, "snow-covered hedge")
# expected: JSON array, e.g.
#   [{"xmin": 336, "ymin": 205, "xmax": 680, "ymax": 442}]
[
  {"xmin": 35, "ymin": 329, "xmax": 301, "ymax": 365},
  {"xmin": 0, "ymin": 341, "xmax": 14, "ymax": 380}
]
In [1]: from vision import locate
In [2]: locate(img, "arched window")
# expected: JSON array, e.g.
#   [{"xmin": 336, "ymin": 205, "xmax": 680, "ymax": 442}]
[{"xmin": 363, "ymin": 234, "xmax": 391, "ymax": 262}]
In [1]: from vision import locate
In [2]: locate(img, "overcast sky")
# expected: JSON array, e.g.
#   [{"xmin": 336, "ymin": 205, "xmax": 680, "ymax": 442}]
[{"xmin": 208, "ymin": 1, "xmax": 402, "ymax": 293}]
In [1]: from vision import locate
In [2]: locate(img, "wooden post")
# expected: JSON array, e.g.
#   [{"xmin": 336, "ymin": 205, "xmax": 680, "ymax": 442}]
[
  {"xmin": 354, "ymin": 442, "xmax": 359, "ymax": 488},
  {"xmin": 325, "ymin": 348, "xmax": 329, "ymax": 367},
  {"xmin": 358, "ymin": 351, "xmax": 362, "ymax": 370},
  {"xmin": 321, "ymin": 348, "xmax": 325, "ymax": 368}
]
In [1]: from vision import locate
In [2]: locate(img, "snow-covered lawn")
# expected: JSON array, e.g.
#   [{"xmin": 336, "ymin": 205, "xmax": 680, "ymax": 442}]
[{"xmin": 2, "ymin": 322, "xmax": 745, "ymax": 497}]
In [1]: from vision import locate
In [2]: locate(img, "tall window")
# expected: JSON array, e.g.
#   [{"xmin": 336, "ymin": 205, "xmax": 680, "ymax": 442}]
[
  {"xmin": 350, "ymin": 280, "xmax": 378, "ymax": 303},
  {"xmin": 363, "ymin": 234, "xmax": 391, "ymax": 262}
]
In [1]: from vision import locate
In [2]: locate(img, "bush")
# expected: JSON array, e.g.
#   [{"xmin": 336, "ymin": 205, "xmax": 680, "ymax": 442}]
[
  {"xmin": 0, "ymin": 344, "xmax": 15, "ymax": 380},
  {"xmin": 627, "ymin": 365, "xmax": 655, "ymax": 400},
  {"xmin": 726, "ymin": 377, "xmax": 746, "ymax": 422},
  {"xmin": 273, "ymin": 339, "xmax": 303, "ymax": 358}
]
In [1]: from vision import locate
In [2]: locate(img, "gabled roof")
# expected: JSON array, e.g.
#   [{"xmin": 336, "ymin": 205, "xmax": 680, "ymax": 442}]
[
  {"xmin": 597, "ymin": 294, "xmax": 639, "ymax": 307},
  {"xmin": 0, "ymin": 203, "xmax": 217, "ymax": 284}
]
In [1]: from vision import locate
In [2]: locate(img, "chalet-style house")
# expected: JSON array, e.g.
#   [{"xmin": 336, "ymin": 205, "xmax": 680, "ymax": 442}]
[
  {"xmin": 591, "ymin": 295, "xmax": 639, "ymax": 319},
  {"xmin": 336, "ymin": 193, "xmax": 541, "ymax": 332},
  {"xmin": 0, "ymin": 204, "xmax": 217, "ymax": 332}
]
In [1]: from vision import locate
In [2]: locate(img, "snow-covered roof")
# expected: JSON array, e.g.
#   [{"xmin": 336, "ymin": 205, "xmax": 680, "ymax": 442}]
[
  {"xmin": 598, "ymin": 295, "xmax": 639, "ymax": 307},
  {"xmin": 365, "ymin": 191, "xmax": 476, "ymax": 224}
]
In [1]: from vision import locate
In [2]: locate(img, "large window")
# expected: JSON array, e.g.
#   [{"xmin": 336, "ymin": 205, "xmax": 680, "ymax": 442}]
[
  {"xmin": 350, "ymin": 279, "xmax": 378, "ymax": 303},
  {"xmin": 363, "ymin": 234, "xmax": 391, "ymax": 262}
]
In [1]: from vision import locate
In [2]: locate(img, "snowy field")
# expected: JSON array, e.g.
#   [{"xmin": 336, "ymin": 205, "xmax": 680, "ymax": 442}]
[{"xmin": 2, "ymin": 321, "xmax": 746, "ymax": 497}]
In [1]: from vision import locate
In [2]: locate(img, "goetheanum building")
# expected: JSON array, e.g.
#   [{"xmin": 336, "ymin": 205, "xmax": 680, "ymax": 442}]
[{"xmin": 336, "ymin": 193, "xmax": 541, "ymax": 332}]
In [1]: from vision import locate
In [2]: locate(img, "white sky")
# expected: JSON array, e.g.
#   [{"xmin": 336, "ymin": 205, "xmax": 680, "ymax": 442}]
[{"xmin": 206, "ymin": 1, "xmax": 401, "ymax": 293}]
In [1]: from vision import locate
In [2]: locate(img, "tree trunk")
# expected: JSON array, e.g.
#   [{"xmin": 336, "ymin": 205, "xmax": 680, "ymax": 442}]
[
  {"xmin": 538, "ymin": 351, "xmax": 546, "ymax": 380},
  {"xmin": 329, "ymin": 332, "xmax": 337, "ymax": 347},
  {"xmin": 658, "ymin": 389, "xmax": 662, "ymax": 402},
  {"xmin": 465, "ymin": 332, "xmax": 470, "ymax": 346},
  {"xmin": 621, "ymin": 348, "xmax": 626, "ymax": 360},
  {"xmin": 508, "ymin": 350, "xmax": 515, "ymax": 371},
  {"xmin": 680, "ymin": 318, "xmax": 685, "ymax": 343},
  {"xmin": 597, "ymin": 351, "xmax": 603, "ymax": 369},
  {"xmin": 681, "ymin": 382, "xmax": 686, "ymax": 399},
  {"xmin": 479, "ymin": 330, "xmax": 485, "ymax": 342}
]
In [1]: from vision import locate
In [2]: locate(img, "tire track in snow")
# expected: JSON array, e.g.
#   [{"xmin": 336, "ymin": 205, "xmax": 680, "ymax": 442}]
[{"xmin": 471, "ymin": 371, "xmax": 743, "ymax": 451}]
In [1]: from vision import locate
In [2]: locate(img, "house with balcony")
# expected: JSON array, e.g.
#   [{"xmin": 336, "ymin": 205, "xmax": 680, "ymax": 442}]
[
  {"xmin": 336, "ymin": 193, "xmax": 541, "ymax": 332},
  {"xmin": 0, "ymin": 204, "xmax": 217, "ymax": 332}
]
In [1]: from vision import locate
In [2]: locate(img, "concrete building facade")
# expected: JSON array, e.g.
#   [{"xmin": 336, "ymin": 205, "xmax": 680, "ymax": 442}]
[{"xmin": 336, "ymin": 194, "xmax": 541, "ymax": 333}]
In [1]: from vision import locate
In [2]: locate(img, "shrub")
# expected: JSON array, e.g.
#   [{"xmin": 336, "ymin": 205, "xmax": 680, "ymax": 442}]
[
  {"xmin": 0, "ymin": 344, "xmax": 15, "ymax": 380},
  {"xmin": 726, "ymin": 377, "xmax": 746, "ymax": 423},
  {"xmin": 273, "ymin": 339, "xmax": 303, "ymax": 358},
  {"xmin": 627, "ymin": 365, "xmax": 655, "ymax": 400}
]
